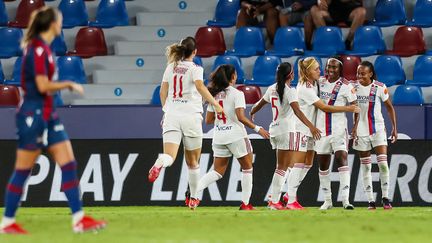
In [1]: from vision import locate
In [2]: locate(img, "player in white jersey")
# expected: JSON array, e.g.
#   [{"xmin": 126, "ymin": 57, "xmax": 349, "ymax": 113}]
[
  {"xmin": 352, "ymin": 61, "xmax": 397, "ymax": 210},
  {"xmin": 148, "ymin": 37, "xmax": 224, "ymax": 210},
  {"xmin": 196, "ymin": 64, "xmax": 270, "ymax": 210},
  {"xmin": 315, "ymin": 58, "xmax": 357, "ymax": 210},
  {"xmin": 250, "ymin": 62, "xmax": 321, "ymax": 210},
  {"xmin": 281, "ymin": 57, "xmax": 359, "ymax": 210}
]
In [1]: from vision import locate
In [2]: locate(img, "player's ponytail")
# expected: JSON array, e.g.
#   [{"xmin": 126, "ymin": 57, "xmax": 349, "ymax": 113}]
[
  {"xmin": 359, "ymin": 61, "xmax": 377, "ymax": 81},
  {"xmin": 208, "ymin": 64, "xmax": 236, "ymax": 97},
  {"xmin": 166, "ymin": 36, "xmax": 196, "ymax": 67},
  {"xmin": 22, "ymin": 7, "xmax": 60, "ymax": 48},
  {"xmin": 276, "ymin": 62, "xmax": 293, "ymax": 105},
  {"xmin": 298, "ymin": 57, "xmax": 319, "ymax": 84}
]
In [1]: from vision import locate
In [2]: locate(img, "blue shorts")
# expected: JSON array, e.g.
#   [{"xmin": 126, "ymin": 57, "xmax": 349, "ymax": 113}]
[{"xmin": 16, "ymin": 111, "xmax": 69, "ymax": 150}]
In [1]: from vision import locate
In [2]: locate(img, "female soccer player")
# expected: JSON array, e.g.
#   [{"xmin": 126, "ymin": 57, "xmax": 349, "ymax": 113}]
[
  {"xmin": 352, "ymin": 61, "xmax": 397, "ymax": 210},
  {"xmin": 196, "ymin": 64, "xmax": 269, "ymax": 210},
  {"xmin": 249, "ymin": 62, "xmax": 321, "ymax": 210},
  {"xmin": 283, "ymin": 57, "xmax": 359, "ymax": 210},
  {"xmin": 148, "ymin": 37, "xmax": 223, "ymax": 210},
  {"xmin": 314, "ymin": 58, "xmax": 358, "ymax": 210},
  {"xmin": 0, "ymin": 7, "xmax": 106, "ymax": 234}
]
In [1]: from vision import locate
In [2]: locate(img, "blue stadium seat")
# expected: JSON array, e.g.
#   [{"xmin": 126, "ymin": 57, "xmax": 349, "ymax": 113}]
[
  {"xmin": 265, "ymin": 27, "xmax": 305, "ymax": 57},
  {"xmin": 58, "ymin": 0, "xmax": 88, "ymax": 28},
  {"xmin": 89, "ymin": 0, "xmax": 129, "ymax": 28},
  {"xmin": 226, "ymin": 27, "xmax": 265, "ymax": 57},
  {"xmin": 212, "ymin": 55, "xmax": 245, "ymax": 83},
  {"xmin": 305, "ymin": 26, "xmax": 345, "ymax": 57},
  {"xmin": 193, "ymin": 56, "xmax": 203, "ymax": 67},
  {"xmin": 207, "ymin": 0, "xmax": 240, "ymax": 27},
  {"xmin": 374, "ymin": 55, "xmax": 406, "ymax": 87},
  {"xmin": 151, "ymin": 85, "xmax": 161, "ymax": 105},
  {"xmin": 406, "ymin": 55, "xmax": 432, "ymax": 87},
  {"xmin": 0, "ymin": 28, "xmax": 23, "ymax": 58},
  {"xmin": 345, "ymin": 26, "xmax": 385, "ymax": 56},
  {"xmin": 245, "ymin": 56, "xmax": 281, "ymax": 86},
  {"xmin": 373, "ymin": 0, "xmax": 406, "ymax": 26},
  {"xmin": 292, "ymin": 56, "xmax": 323, "ymax": 87},
  {"xmin": 409, "ymin": 0, "xmax": 432, "ymax": 27},
  {"xmin": 50, "ymin": 31, "xmax": 67, "ymax": 56},
  {"xmin": 392, "ymin": 85, "xmax": 424, "ymax": 105},
  {"xmin": 4, "ymin": 57, "xmax": 22, "ymax": 86},
  {"xmin": 57, "ymin": 56, "xmax": 87, "ymax": 84},
  {"xmin": 0, "ymin": 1, "xmax": 8, "ymax": 26}
]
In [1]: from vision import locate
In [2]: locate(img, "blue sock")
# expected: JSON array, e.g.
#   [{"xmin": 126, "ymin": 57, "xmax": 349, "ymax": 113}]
[
  {"xmin": 61, "ymin": 161, "xmax": 82, "ymax": 214},
  {"xmin": 4, "ymin": 169, "xmax": 32, "ymax": 218}
]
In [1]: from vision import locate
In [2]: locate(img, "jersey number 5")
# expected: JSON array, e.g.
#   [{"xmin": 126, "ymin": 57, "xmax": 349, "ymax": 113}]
[
  {"xmin": 173, "ymin": 75, "xmax": 183, "ymax": 98},
  {"xmin": 216, "ymin": 100, "xmax": 227, "ymax": 124},
  {"xmin": 271, "ymin": 97, "xmax": 279, "ymax": 121}
]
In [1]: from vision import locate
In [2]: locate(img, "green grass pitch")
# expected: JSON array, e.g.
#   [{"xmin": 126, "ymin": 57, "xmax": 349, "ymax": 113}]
[{"xmin": 1, "ymin": 206, "xmax": 431, "ymax": 243}]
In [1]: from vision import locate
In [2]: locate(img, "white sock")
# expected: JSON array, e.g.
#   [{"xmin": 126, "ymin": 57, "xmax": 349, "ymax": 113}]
[
  {"xmin": 188, "ymin": 166, "xmax": 200, "ymax": 198},
  {"xmin": 0, "ymin": 216, "xmax": 15, "ymax": 228},
  {"xmin": 197, "ymin": 170, "xmax": 222, "ymax": 196},
  {"xmin": 241, "ymin": 168, "xmax": 253, "ymax": 205},
  {"xmin": 287, "ymin": 163, "xmax": 304, "ymax": 204},
  {"xmin": 72, "ymin": 211, "xmax": 85, "ymax": 226},
  {"xmin": 282, "ymin": 168, "xmax": 291, "ymax": 194},
  {"xmin": 360, "ymin": 157, "xmax": 374, "ymax": 202},
  {"xmin": 338, "ymin": 166, "xmax": 351, "ymax": 205},
  {"xmin": 154, "ymin": 154, "xmax": 174, "ymax": 168},
  {"xmin": 319, "ymin": 169, "xmax": 332, "ymax": 201},
  {"xmin": 299, "ymin": 164, "xmax": 312, "ymax": 185},
  {"xmin": 270, "ymin": 169, "xmax": 286, "ymax": 203},
  {"xmin": 377, "ymin": 154, "xmax": 390, "ymax": 199}
]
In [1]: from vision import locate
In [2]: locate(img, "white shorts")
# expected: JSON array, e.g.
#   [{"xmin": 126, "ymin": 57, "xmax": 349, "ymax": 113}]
[
  {"xmin": 353, "ymin": 130, "xmax": 388, "ymax": 151},
  {"xmin": 162, "ymin": 113, "xmax": 203, "ymax": 150},
  {"xmin": 314, "ymin": 130, "xmax": 349, "ymax": 154},
  {"xmin": 212, "ymin": 138, "xmax": 253, "ymax": 158},
  {"xmin": 270, "ymin": 132, "xmax": 313, "ymax": 152}
]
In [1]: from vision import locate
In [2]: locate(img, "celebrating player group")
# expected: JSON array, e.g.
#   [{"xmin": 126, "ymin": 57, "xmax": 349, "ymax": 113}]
[{"xmin": 148, "ymin": 36, "xmax": 398, "ymax": 211}]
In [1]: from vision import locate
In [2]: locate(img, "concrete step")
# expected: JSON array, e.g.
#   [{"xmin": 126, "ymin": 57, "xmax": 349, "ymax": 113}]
[
  {"xmin": 137, "ymin": 12, "xmax": 212, "ymax": 26},
  {"xmin": 93, "ymin": 70, "xmax": 163, "ymax": 84}
]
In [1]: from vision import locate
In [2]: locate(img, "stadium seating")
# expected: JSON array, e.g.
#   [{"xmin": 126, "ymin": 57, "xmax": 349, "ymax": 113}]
[
  {"xmin": 8, "ymin": 0, "xmax": 45, "ymax": 28},
  {"xmin": 406, "ymin": 55, "xmax": 432, "ymax": 87},
  {"xmin": 292, "ymin": 56, "xmax": 323, "ymax": 86},
  {"xmin": 409, "ymin": 0, "xmax": 432, "ymax": 27},
  {"xmin": 4, "ymin": 57, "xmax": 22, "ymax": 86},
  {"xmin": 0, "ymin": 85, "xmax": 20, "ymax": 106},
  {"xmin": 212, "ymin": 55, "xmax": 244, "ymax": 83},
  {"xmin": 89, "ymin": 0, "xmax": 129, "ymax": 28},
  {"xmin": 0, "ymin": 28, "xmax": 22, "ymax": 58},
  {"xmin": 386, "ymin": 26, "xmax": 426, "ymax": 57},
  {"xmin": 58, "ymin": 0, "xmax": 89, "ymax": 28},
  {"xmin": 374, "ymin": 55, "xmax": 406, "ymax": 86},
  {"xmin": 306, "ymin": 27, "xmax": 345, "ymax": 57},
  {"xmin": 207, "ymin": 0, "xmax": 240, "ymax": 27},
  {"xmin": 67, "ymin": 27, "xmax": 108, "ymax": 58},
  {"xmin": 50, "ymin": 31, "xmax": 67, "ymax": 56},
  {"xmin": 345, "ymin": 26, "xmax": 386, "ymax": 56},
  {"xmin": 226, "ymin": 27, "xmax": 265, "ymax": 57},
  {"xmin": 245, "ymin": 56, "xmax": 281, "ymax": 86},
  {"xmin": 57, "ymin": 56, "xmax": 87, "ymax": 84},
  {"xmin": 0, "ymin": 1, "xmax": 8, "ymax": 26},
  {"xmin": 340, "ymin": 55, "xmax": 361, "ymax": 81},
  {"xmin": 193, "ymin": 56, "xmax": 203, "ymax": 67},
  {"xmin": 195, "ymin": 27, "xmax": 226, "ymax": 57},
  {"xmin": 392, "ymin": 85, "xmax": 424, "ymax": 105},
  {"xmin": 265, "ymin": 27, "xmax": 305, "ymax": 57},
  {"xmin": 373, "ymin": 0, "xmax": 406, "ymax": 27},
  {"xmin": 236, "ymin": 85, "xmax": 262, "ymax": 104},
  {"xmin": 151, "ymin": 85, "xmax": 161, "ymax": 105}
]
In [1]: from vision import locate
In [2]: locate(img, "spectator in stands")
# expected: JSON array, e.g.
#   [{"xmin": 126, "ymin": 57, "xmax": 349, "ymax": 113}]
[
  {"xmin": 308, "ymin": 0, "xmax": 366, "ymax": 50},
  {"xmin": 237, "ymin": 0, "xmax": 279, "ymax": 44},
  {"xmin": 272, "ymin": 0, "xmax": 317, "ymax": 51}
]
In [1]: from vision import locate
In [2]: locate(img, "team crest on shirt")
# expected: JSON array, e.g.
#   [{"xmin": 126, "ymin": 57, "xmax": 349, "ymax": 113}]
[
  {"xmin": 301, "ymin": 136, "xmax": 308, "ymax": 147},
  {"xmin": 25, "ymin": 116, "xmax": 34, "ymax": 128},
  {"xmin": 36, "ymin": 47, "xmax": 44, "ymax": 57}
]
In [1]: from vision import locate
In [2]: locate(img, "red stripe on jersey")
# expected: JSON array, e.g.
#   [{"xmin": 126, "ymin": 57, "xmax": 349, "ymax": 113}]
[
  {"xmin": 173, "ymin": 75, "xmax": 177, "ymax": 98},
  {"xmin": 179, "ymin": 76, "xmax": 183, "ymax": 98}
]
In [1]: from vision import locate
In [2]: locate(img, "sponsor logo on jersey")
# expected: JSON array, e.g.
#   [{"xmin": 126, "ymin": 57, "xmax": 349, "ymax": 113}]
[
  {"xmin": 54, "ymin": 124, "xmax": 65, "ymax": 132},
  {"xmin": 216, "ymin": 125, "xmax": 233, "ymax": 131}
]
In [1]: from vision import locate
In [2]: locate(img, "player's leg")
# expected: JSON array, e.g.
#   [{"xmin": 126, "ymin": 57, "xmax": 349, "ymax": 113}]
[
  {"xmin": 300, "ymin": 149, "xmax": 314, "ymax": 185},
  {"xmin": 183, "ymin": 136, "xmax": 203, "ymax": 209},
  {"xmin": 334, "ymin": 150, "xmax": 354, "ymax": 209},
  {"xmin": 148, "ymin": 131, "xmax": 180, "ymax": 182},
  {"xmin": 0, "ymin": 149, "xmax": 40, "ymax": 234},
  {"xmin": 48, "ymin": 140, "xmax": 106, "ymax": 233},
  {"xmin": 286, "ymin": 149, "xmax": 306, "ymax": 210},
  {"xmin": 268, "ymin": 135, "xmax": 290, "ymax": 209},
  {"xmin": 374, "ymin": 145, "xmax": 392, "ymax": 209},
  {"xmin": 317, "ymin": 153, "xmax": 333, "ymax": 210},
  {"xmin": 354, "ymin": 136, "xmax": 375, "ymax": 209},
  {"xmin": 237, "ymin": 153, "xmax": 254, "ymax": 210}
]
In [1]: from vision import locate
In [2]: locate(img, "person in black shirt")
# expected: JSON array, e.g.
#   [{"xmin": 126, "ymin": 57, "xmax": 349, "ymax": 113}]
[{"xmin": 237, "ymin": 0, "xmax": 279, "ymax": 43}]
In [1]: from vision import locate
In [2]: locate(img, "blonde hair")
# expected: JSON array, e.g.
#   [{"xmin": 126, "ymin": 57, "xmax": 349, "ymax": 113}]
[
  {"xmin": 298, "ymin": 57, "xmax": 320, "ymax": 84},
  {"xmin": 22, "ymin": 7, "xmax": 60, "ymax": 48},
  {"xmin": 166, "ymin": 37, "xmax": 196, "ymax": 67}
]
